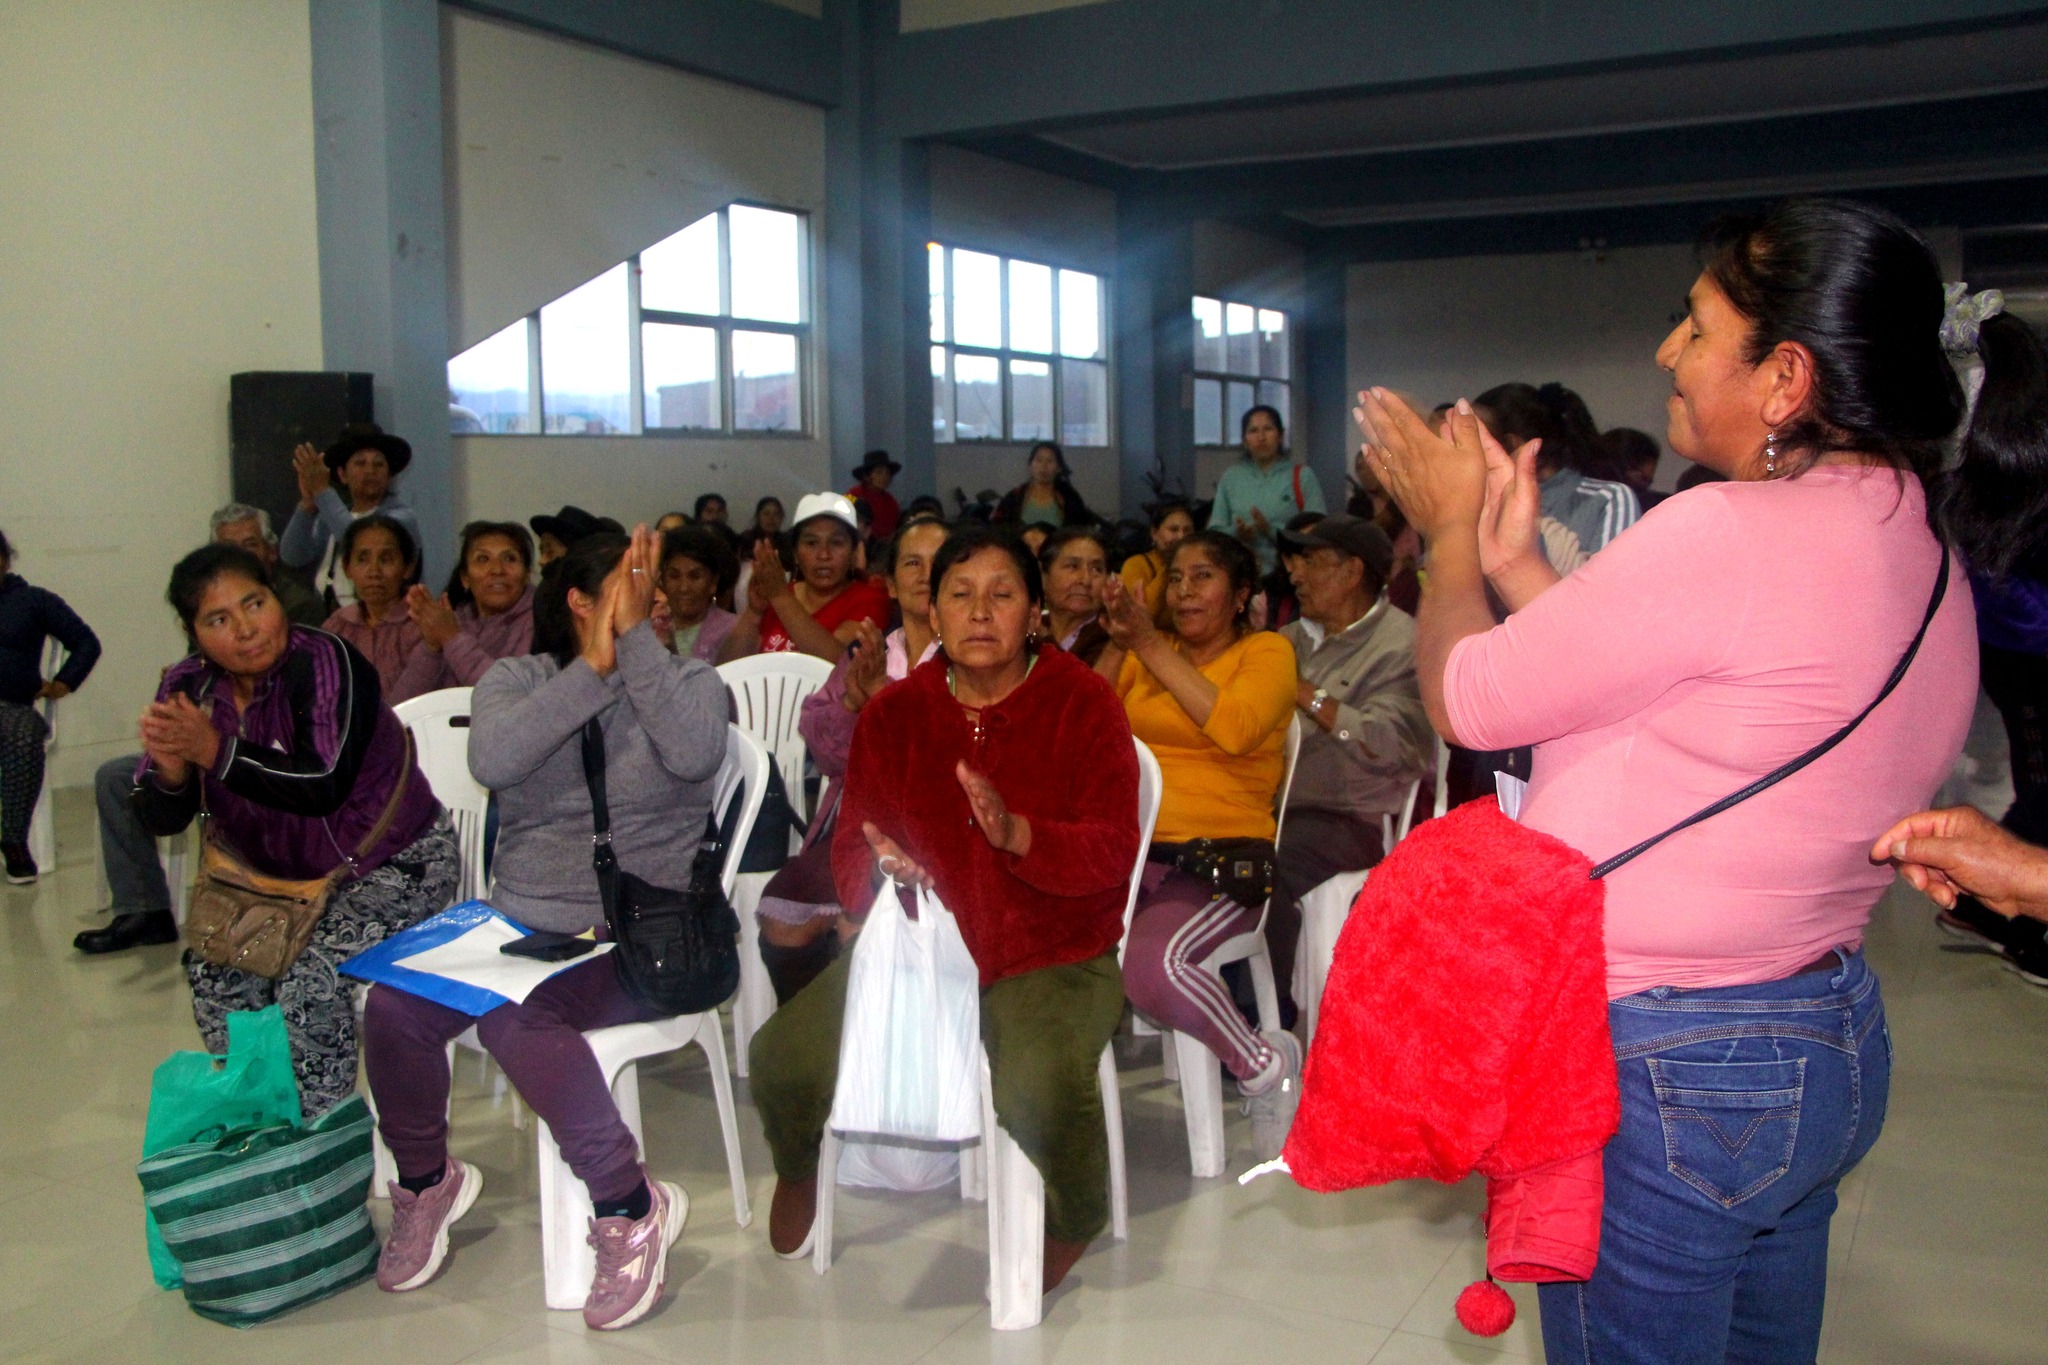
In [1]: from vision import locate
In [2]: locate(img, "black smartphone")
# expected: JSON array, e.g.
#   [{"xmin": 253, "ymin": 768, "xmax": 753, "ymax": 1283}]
[{"xmin": 500, "ymin": 931, "xmax": 596, "ymax": 962}]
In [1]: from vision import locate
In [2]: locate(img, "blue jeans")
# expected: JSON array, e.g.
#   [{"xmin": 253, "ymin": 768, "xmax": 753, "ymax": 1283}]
[{"xmin": 1539, "ymin": 951, "xmax": 1890, "ymax": 1364}]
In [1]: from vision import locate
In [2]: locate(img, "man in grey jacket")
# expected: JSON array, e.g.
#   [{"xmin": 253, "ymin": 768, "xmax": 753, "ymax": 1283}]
[{"xmin": 1269, "ymin": 515, "xmax": 1436, "ymax": 1026}]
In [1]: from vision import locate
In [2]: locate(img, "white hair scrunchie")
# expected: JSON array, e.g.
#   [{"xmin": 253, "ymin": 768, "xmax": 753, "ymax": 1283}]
[{"xmin": 1942, "ymin": 282, "xmax": 2007, "ymax": 356}]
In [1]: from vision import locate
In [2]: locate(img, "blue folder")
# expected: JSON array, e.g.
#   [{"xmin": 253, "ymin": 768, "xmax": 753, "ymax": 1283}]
[{"xmin": 339, "ymin": 901, "xmax": 534, "ymax": 1016}]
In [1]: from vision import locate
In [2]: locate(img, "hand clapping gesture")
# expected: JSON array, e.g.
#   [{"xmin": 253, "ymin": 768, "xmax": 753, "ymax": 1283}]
[
  {"xmin": 406, "ymin": 585, "xmax": 462, "ymax": 649},
  {"xmin": 139, "ymin": 694, "xmax": 221, "ymax": 786},
  {"xmin": 579, "ymin": 525, "xmax": 661, "ymax": 676},
  {"xmin": 748, "ymin": 537, "xmax": 791, "ymax": 611},
  {"xmin": 613, "ymin": 524, "xmax": 660, "ymax": 635},
  {"xmin": 841, "ymin": 619, "xmax": 888, "ymax": 713},
  {"xmin": 1352, "ymin": 390, "xmax": 1488, "ymax": 544},
  {"xmin": 1099, "ymin": 575, "xmax": 1158, "ymax": 653},
  {"xmin": 291, "ymin": 442, "xmax": 330, "ymax": 510},
  {"xmin": 957, "ymin": 761, "xmax": 1031, "ymax": 856}
]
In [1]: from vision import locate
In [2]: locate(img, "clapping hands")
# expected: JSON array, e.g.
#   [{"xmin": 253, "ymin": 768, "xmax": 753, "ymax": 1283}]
[
  {"xmin": 1099, "ymin": 576, "xmax": 1158, "ymax": 651},
  {"xmin": 406, "ymin": 585, "xmax": 462, "ymax": 649},
  {"xmin": 578, "ymin": 525, "xmax": 661, "ymax": 676},
  {"xmin": 291, "ymin": 442, "xmax": 330, "ymax": 510}
]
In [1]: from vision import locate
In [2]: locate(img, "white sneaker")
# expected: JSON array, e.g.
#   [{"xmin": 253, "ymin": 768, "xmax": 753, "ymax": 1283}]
[{"xmin": 1239, "ymin": 1030, "xmax": 1304, "ymax": 1154}]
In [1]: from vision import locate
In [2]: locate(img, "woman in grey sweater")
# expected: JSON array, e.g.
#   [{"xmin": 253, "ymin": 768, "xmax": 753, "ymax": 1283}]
[{"xmin": 361, "ymin": 526, "xmax": 728, "ymax": 1332}]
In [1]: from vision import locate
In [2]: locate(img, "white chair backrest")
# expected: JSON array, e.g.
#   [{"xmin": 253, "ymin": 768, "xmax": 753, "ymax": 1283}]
[
  {"xmin": 1121, "ymin": 739, "xmax": 1165, "ymax": 945},
  {"xmin": 1271, "ymin": 715, "xmax": 1304, "ymax": 849},
  {"xmin": 717, "ymin": 654, "xmax": 835, "ymax": 819},
  {"xmin": 392, "ymin": 687, "xmax": 488, "ymax": 903},
  {"xmin": 1385, "ymin": 775, "xmax": 1424, "ymax": 850},
  {"xmin": 713, "ymin": 725, "xmax": 772, "ymax": 899}
]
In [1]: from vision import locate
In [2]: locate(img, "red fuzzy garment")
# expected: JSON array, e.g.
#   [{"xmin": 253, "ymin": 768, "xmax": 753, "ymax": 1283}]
[{"xmin": 1283, "ymin": 799, "xmax": 1619, "ymax": 1277}]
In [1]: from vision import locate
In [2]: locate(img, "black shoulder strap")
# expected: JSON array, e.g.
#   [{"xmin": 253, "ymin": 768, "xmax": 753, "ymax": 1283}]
[
  {"xmin": 1589, "ymin": 550, "xmax": 1950, "ymax": 880},
  {"xmin": 580, "ymin": 719, "xmax": 621, "ymax": 925}
]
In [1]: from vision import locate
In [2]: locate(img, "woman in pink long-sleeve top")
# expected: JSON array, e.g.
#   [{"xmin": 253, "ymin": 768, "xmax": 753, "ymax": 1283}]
[{"xmin": 1361, "ymin": 200, "xmax": 2002, "ymax": 1362}]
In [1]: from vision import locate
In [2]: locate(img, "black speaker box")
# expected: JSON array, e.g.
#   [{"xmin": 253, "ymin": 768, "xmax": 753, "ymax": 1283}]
[{"xmin": 230, "ymin": 371, "xmax": 375, "ymax": 529}]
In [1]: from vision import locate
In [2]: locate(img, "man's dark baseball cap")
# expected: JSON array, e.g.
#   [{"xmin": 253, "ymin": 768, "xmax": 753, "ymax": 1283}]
[{"xmin": 1278, "ymin": 514, "xmax": 1394, "ymax": 583}]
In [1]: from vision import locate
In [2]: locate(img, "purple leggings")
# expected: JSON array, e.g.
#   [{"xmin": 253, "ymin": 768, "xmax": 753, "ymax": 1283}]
[
  {"xmin": 362, "ymin": 956, "xmax": 665, "ymax": 1203},
  {"xmin": 1123, "ymin": 863, "xmax": 1273, "ymax": 1080}
]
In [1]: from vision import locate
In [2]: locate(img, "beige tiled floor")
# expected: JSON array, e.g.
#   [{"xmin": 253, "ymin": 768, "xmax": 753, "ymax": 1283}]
[{"xmin": 5, "ymin": 789, "xmax": 2045, "ymax": 1362}]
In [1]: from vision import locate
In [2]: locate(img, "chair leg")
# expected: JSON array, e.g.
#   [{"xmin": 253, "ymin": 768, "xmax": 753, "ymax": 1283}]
[
  {"xmin": 981, "ymin": 1052, "xmax": 1044, "ymax": 1331},
  {"xmin": 813, "ymin": 1129, "xmax": 839, "ymax": 1274},
  {"xmin": 27, "ymin": 795, "xmax": 54, "ymax": 871},
  {"xmin": 1172, "ymin": 1030, "xmax": 1226, "ymax": 1179},
  {"xmin": 538, "ymin": 1116, "xmax": 596, "ymax": 1310},
  {"xmin": 959, "ymin": 1133, "xmax": 986, "ymax": 1202},
  {"xmin": 730, "ymin": 872, "xmax": 775, "ymax": 1079},
  {"xmin": 1098, "ymin": 1044, "xmax": 1127, "ymax": 1243},
  {"xmin": 1247, "ymin": 945, "xmax": 1282, "ymax": 1034},
  {"xmin": 691, "ymin": 1012, "xmax": 753, "ymax": 1227}
]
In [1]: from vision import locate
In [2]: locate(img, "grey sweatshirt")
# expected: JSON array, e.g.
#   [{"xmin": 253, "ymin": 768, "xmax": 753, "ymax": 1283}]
[{"xmin": 469, "ymin": 622, "xmax": 727, "ymax": 934}]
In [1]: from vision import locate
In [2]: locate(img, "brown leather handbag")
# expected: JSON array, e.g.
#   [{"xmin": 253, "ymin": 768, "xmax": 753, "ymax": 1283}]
[{"xmin": 184, "ymin": 734, "xmax": 415, "ymax": 979}]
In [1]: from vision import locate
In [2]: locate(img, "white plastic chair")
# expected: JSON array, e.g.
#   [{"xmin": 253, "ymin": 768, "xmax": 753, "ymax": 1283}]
[
  {"xmin": 23, "ymin": 640, "xmax": 63, "ymax": 871},
  {"xmin": 718, "ymin": 653, "xmax": 835, "ymax": 1077},
  {"xmin": 391, "ymin": 688, "xmax": 488, "ymax": 905},
  {"xmin": 1150, "ymin": 717, "xmax": 1302, "ymax": 1179},
  {"xmin": 812, "ymin": 737, "xmax": 1163, "ymax": 1331},
  {"xmin": 1297, "ymin": 738, "xmax": 1446, "ymax": 1045},
  {"xmin": 1295, "ymin": 868, "xmax": 1370, "ymax": 1048},
  {"xmin": 1381, "ymin": 775, "xmax": 1423, "ymax": 852}
]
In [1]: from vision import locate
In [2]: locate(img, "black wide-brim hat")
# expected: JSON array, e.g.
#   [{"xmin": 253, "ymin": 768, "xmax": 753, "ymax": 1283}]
[
  {"xmin": 323, "ymin": 423, "xmax": 413, "ymax": 477},
  {"xmin": 530, "ymin": 505, "xmax": 623, "ymax": 546},
  {"xmin": 854, "ymin": 449, "xmax": 903, "ymax": 476}
]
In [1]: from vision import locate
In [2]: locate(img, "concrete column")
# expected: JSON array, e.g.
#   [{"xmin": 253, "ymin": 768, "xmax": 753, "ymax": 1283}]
[
  {"xmin": 1303, "ymin": 241, "xmax": 1352, "ymax": 512},
  {"xmin": 1115, "ymin": 202, "xmax": 1195, "ymax": 512},
  {"xmin": 822, "ymin": 0, "xmax": 866, "ymax": 489},
  {"xmin": 308, "ymin": 0, "xmax": 454, "ymax": 584}
]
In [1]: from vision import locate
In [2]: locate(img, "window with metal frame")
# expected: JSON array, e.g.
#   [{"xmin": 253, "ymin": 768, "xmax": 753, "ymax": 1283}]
[
  {"xmin": 1190, "ymin": 295, "xmax": 1289, "ymax": 447},
  {"xmin": 446, "ymin": 204, "xmax": 811, "ymax": 437},
  {"xmin": 928, "ymin": 243, "xmax": 1110, "ymax": 448}
]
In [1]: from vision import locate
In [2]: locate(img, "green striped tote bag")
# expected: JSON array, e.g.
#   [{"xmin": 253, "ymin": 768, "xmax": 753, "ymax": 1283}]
[{"xmin": 137, "ymin": 1095, "xmax": 378, "ymax": 1326}]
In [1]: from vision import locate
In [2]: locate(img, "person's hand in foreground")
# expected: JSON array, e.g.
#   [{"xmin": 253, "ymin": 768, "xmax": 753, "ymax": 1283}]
[
  {"xmin": 863, "ymin": 821, "xmax": 934, "ymax": 891},
  {"xmin": 1872, "ymin": 805, "xmax": 2048, "ymax": 922}
]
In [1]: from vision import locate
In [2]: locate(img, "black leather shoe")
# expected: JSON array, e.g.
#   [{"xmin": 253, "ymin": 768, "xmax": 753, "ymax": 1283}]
[{"xmin": 73, "ymin": 911, "xmax": 179, "ymax": 954}]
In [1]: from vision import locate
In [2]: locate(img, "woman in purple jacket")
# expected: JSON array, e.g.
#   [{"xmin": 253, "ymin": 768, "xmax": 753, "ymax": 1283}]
[{"xmin": 132, "ymin": 543, "xmax": 457, "ymax": 1114}]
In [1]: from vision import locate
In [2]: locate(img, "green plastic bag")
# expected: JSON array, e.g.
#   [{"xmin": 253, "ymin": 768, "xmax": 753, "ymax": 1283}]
[{"xmin": 139, "ymin": 1006, "xmax": 302, "ymax": 1289}]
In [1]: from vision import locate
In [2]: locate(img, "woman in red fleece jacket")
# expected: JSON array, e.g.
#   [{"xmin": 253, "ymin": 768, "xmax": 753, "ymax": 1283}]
[{"xmin": 748, "ymin": 525, "xmax": 1140, "ymax": 1296}]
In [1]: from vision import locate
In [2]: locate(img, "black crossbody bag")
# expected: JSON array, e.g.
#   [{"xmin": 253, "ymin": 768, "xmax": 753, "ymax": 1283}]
[{"xmin": 580, "ymin": 719, "xmax": 740, "ymax": 1015}]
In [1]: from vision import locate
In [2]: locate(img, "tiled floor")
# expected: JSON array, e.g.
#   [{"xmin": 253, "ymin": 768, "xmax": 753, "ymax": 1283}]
[{"xmin": 5, "ymin": 789, "xmax": 2046, "ymax": 1362}]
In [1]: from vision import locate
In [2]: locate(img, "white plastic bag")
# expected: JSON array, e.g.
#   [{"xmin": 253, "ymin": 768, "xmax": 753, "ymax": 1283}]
[
  {"xmin": 834, "ymin": 1136, "xmax": 961, "ymax": 1192},
  {"xmin": 828, "ymin": 882, "xmax": 982, "ymax": 1142}
]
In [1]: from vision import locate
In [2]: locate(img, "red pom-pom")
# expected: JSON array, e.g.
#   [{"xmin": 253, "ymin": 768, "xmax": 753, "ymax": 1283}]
[{"xmin": 1455, "ymin": 1278, "xmax": 1517, "ymax": 1337}]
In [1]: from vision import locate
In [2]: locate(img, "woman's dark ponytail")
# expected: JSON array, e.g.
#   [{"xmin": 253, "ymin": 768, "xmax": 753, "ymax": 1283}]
[{"xmin": 1941, "ymin": 310, "xmax": 2048, "ymax": 579}]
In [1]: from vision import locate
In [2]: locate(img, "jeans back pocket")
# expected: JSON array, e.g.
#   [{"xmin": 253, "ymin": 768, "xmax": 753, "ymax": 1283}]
[{"xmin": 1648, "ymin": 1057, "xmax": 1805, "ymax": 1208}]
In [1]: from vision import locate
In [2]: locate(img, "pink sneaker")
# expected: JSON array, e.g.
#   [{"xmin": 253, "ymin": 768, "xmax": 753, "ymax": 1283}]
[
  {"xmin": 583, "ymin": 1177, "xmax": 688, "ymax": 1331},
  {"xmin": 377, "ymin": 1159, "xmax": 481, "ymax": 1292}
]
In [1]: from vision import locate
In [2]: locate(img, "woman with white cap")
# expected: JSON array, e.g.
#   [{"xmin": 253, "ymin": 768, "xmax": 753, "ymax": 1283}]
[{"xmin": 718, "ymin": 492, "xmax": 889, "ymax": 663}]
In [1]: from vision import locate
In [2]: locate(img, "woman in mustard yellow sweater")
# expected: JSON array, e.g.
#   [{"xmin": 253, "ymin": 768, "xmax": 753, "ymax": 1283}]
[{"xmin": 1096, "ymin": 529, "xmax": 1300, "ymax": 1112}]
